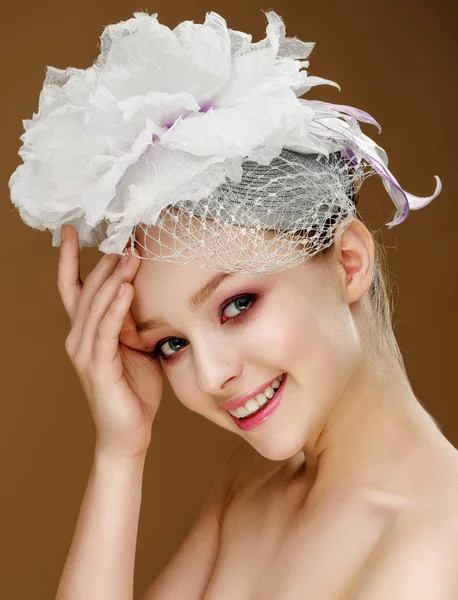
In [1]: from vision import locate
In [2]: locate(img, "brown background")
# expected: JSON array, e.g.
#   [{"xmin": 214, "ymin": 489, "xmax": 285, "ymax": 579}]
[{"xmin": 1, "ymin": 1, "xmax": 457, "ymax": 598}]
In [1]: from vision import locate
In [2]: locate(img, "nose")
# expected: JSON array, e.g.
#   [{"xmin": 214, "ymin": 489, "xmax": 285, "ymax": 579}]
[{"xmin": 192, "ymin": 331, "xmax": 242, "ymax": 396}]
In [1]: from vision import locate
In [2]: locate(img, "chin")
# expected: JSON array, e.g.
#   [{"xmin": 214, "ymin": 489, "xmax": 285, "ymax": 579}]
[{"xmin": 246, "ymin": 431, "xmax": 307, "ymax": 462}]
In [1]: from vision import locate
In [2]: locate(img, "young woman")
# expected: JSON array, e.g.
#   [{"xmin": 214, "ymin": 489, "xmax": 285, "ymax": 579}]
[
  {"xmin": 54, "ymin": 213, "xmax": 458, "ymax": 600},
  {"xmin": 9, "ymin": 9, "xmax": 456, "ymax": 600}
]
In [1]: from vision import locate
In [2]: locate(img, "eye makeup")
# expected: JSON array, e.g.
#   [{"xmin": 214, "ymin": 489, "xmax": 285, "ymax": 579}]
[{"xmin": 147, "ymin": 291, "xmax": 259, "ymax": 363}]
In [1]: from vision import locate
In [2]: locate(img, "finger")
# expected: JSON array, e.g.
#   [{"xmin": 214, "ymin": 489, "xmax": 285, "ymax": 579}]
[
  {"xmin": 76, "ymin": 250, "xmax": 141, "ymax": 357},
  {"xmin": 119, "ymin": 307, "xmax": 147, "ymax": 351},
  {"xmin": 70, "ymin": 253, "xmax": 119, "ymax": 340},
  {"xmin": 93, "ymin": 282, "xmax": 134, "ymax": 365},
  {"xmin": 57, "ymin": 224, "xmax": 83, "ymax": 322},
  {"xmin": 70, "ymin": 240, "xmax": 137, "ymax": 343}
]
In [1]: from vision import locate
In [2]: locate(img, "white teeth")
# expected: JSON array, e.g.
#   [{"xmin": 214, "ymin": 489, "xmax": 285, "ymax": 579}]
[
  {"xmin": 255, "ymin": 393, "xmax": 268, "ymax": 406},
  {"xmin": 236, "ymin": 405, "xmax": 249, "ymax": 418},
  {"xmin": 246, "ymin": 399, "xmax": 260, "ymax": 413},
  {"xmin": 228, "ymin": 375, "xmax": 285, "ymax": 418},
  {"xmin": 264, "ymin": 386, "xmax": 274, "ymax": 399}
]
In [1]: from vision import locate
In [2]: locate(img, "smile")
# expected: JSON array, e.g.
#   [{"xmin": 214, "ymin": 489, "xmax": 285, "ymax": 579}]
[{"xmin": 228, "ymin": 374, "xmax": 287, "ymax": 431}]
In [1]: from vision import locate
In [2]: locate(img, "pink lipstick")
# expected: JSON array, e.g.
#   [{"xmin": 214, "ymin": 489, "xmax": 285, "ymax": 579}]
[{"xmin": 228, "ymin": 374, "xmax": 287, "ymax": 431}]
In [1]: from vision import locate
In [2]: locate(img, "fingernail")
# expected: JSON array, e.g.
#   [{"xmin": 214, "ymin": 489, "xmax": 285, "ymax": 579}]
[
  {"xmin": 119, "ymin": 252, "xmax": 129, "ymax": 265},
  {"xmin": 61, "ymin": 225, "xmax": 66, "ymax": 242}
]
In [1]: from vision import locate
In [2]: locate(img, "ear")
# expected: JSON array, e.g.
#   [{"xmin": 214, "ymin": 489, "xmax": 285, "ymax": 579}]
[{"xmin": 333, "ymin": 218, "xmax": 374, "ymax": 305}]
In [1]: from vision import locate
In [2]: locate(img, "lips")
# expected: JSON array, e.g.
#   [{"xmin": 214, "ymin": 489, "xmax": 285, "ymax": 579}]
[
  {"xmin": 218, "ymin": 373, "xmax": 286, "ymax": 412},
  {"xmin": 229, "ymin": 373, "xmax": 287, "ymax": 431}
]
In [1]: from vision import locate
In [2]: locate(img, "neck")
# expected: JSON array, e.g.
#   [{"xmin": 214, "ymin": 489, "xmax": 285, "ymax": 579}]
[{"xmin": 301, "ymin": 344, "xmax": 455, "ymax": 503}]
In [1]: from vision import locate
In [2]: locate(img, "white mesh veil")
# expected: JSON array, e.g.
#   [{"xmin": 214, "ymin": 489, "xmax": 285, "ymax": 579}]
[{"xmin": 132, "ymin": 149, "xmax": 373, "ymax": 275}]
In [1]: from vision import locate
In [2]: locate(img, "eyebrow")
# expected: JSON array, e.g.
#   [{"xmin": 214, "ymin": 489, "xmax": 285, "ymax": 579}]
[{"xmin": 135, "ymin": 272, "xmax": 234, "ymax": 335}]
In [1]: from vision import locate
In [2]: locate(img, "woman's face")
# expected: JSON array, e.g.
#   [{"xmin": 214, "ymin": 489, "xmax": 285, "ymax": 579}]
[{"xmin": 129, "ymin": 227, "xmax": 362, "ymax": 461}]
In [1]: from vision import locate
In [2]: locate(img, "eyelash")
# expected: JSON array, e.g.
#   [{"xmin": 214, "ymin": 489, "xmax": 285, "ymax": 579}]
[{"xmin": 147, "ymin": 293, "xmax": 258, "ymax": 363}]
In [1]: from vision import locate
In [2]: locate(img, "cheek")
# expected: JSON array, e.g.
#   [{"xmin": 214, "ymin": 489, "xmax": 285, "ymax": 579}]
[
  {"xmin": 166, "ymin": 369, "xmax": 217, "ymax": 417},
  {"xmin": 166, "ymin": 374, "xmax": 198, "ymax": 412},
  {"xmin": 254, "ymin": 295, "xmax": 355, "ymax": 391},
  {"xmin": 295, "ymin": 307, "xmax": 359, "ymax": 416},
  {"xmin": 243, "ymin": 294, "xmax": 333, "ymax": 366}
]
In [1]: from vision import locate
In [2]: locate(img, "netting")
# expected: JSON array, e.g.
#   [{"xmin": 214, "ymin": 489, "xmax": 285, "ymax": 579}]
[{"xmin": 130, "ymin": 148, "xmax": 375, "ymax": 275}]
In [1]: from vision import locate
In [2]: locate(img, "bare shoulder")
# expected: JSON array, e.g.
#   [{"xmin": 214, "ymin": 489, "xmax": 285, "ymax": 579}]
[{"xmin": 351, "ymin": 511, "xmax": 458, "ymax": 599}]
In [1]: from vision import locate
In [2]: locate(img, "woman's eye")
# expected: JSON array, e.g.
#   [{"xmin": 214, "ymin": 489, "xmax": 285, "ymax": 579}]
[
  {"xmin": 221, "ymin": 294, "xmax": 254, "ymax": 320},
  {"xmin": 159, "ymin": 338, "xmax": 188, "ymax": 359},
  {"xmin": 150, "ymin": 293, "xmax": 257, "ymax": 362}
]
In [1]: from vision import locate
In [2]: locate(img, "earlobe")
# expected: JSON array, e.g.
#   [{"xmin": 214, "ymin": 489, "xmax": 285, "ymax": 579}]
[{"xmin": 336, "ymin": 219, "xmax": 374, "ymax": 304}]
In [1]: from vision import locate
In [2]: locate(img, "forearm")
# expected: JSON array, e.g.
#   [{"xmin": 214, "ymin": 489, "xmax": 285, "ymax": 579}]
[{"xmin": 55, "ymin": 450, "xmax": 146, "ymax": 600}]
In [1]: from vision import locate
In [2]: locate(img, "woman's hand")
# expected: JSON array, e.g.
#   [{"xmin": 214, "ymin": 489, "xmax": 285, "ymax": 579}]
[{"xmin": 57, "ymin": 224, "xmax": 163, "ymax": 459}]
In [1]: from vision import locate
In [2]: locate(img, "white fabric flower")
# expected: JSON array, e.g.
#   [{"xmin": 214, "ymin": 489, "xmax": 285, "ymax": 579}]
[{"xmin": 9, "ymin": 10, "xmax": 441, "ymax": 255}]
